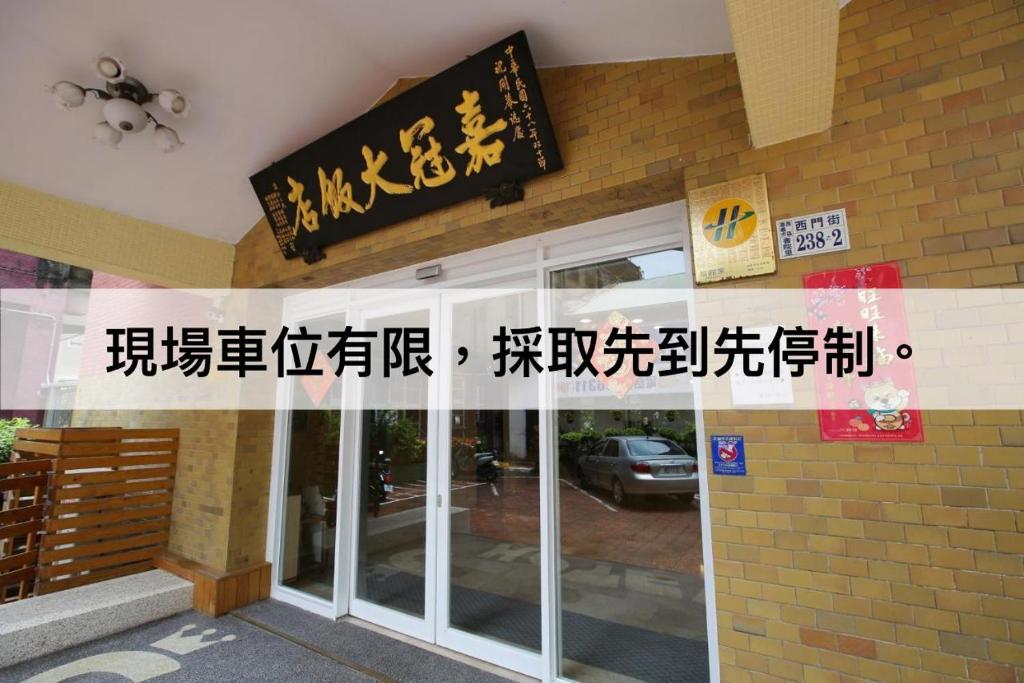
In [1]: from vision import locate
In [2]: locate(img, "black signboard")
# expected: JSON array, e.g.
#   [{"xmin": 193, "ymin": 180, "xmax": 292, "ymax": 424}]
[{"xmin": 250, "ymin": 31, "xmax": 563, "ymax": 263}]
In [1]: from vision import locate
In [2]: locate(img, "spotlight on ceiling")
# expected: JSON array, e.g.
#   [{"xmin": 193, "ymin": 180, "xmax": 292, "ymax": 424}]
[
  {"xmin": 93, "ymin": 54, "xmax": 126, "ymax": 82},
  {"xmin": 49, "ymin": 54, "xmax": 189, "ymax": 152}
]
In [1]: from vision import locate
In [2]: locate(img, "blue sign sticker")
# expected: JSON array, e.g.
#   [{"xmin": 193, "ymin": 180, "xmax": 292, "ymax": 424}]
[{"xmin": 711, "ymin": 435, "xmax": 746, "ymax": 475}]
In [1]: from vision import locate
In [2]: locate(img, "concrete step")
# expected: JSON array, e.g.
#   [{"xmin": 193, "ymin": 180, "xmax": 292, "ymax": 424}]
[{"xmin": 0, "ymin": 569, "xmax": 193, "ymax": 669}]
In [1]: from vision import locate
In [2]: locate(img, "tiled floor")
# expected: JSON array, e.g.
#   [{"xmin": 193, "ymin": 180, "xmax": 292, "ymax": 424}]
[
  {"xmin": 0, "ymin": 610, "xmax": 374, "ymax": 683},
  {"xmin": 0, "ymin": 604, "xmax": 520, "ymax": 683}
]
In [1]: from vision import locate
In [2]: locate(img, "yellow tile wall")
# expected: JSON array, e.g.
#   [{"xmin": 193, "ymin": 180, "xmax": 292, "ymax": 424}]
[
  {"xmin": 0, "ymin": 184, "xmax": 242, "ymax": 572},
  {"xmin": 0, "ymin": 183, "xmax": 241, "ymax": 572},
  {"xmin": 226, "ymin": 410, "xmax": 275, "ymax": 570},
  {"xmin": 72, "ymin": 410, "xmax": 240, "ymax": 571},
  {"xmin": 0, "ymin": 181, "xmax": 234, "ymax": 288},
  {"xmin": 71, "ymin": 409, "xmax": 274, "ymax": 574}
]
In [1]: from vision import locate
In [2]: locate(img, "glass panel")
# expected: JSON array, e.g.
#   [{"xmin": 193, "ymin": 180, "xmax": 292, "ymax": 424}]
[
  {"xmin": 279, "ymin": 314, "xmax": 345, "ymax": 601},
  {"xmin": 448, "ymin": 409, "xmax": 541, "ymax": 652},
  {"xmin": 552, "ymin": 249, "xmax": 709, "ymax": 682},
  {"xmin": 355, "ymin": 308, "xmax": 430, "ymax": 617},
  {"xmin": 447, "ymin": 292, "xmax": 542, "ymax": 652}
]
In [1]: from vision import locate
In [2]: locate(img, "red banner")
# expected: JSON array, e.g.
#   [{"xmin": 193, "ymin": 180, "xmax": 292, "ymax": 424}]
[{"xmin": 803, "ymin": 262, "xmax": 924, "ymax": 442}]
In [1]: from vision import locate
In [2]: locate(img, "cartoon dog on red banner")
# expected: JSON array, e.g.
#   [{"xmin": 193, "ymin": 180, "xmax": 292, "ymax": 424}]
[{"xmin": 848, "ymin": 378, "xmax": 913, "ymax": 432}]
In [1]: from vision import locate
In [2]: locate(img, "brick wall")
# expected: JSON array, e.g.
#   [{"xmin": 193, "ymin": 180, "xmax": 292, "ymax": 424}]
[
  {"xmin": 73, "ymin": 410, "xmax": 240, "ymax": 570},
  {"xmin": 0, "ymin": 182, "xmax": 234, "ymax": 288},
  {"xmin": 707, "ymin": 407, "xmax": 1024, "ymax": 683},
  {"xmin": 0, "ymin": 182, "xmax": 236, "ymax": 568},
  {"xmin": 72, "ymin": 409, "xmax": 273, "ymax": 573},
  {"xmin": 225, "ymin": 410, "xmax": 275, "ymax": 570},
  {"xmin": 227, "ymin": 0, "xmax": 1024, "ymax": 680}
]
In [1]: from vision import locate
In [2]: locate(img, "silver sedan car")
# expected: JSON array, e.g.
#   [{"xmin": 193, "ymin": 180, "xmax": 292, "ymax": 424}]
[{"xmin": 576, "ymin": 436, "xmax": 698, "ymax": 506}]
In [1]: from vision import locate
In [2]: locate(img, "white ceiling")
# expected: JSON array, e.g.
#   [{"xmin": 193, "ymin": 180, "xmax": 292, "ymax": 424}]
[{"xmin": 0, "ymin": 0, "xmax": 733, "ymax": 244}]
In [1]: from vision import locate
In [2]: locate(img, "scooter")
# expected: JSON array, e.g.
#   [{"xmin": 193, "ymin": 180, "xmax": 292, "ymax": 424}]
[
  {"xmin": 475, "ymin": 450, "xmax": 501, "ymax": 495},
  {"xmin": 367, "ymin": 451, "xmax": 392, "ymax": 517}
]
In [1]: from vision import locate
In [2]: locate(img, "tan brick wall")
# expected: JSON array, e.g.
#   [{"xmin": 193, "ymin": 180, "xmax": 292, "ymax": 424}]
[
  {"xmin": 0, "ymin": 181, "xmax": 234, "ymax": 288},
  {"xmin": 72, "ymin": 409, "xmax": 273, "ymax": 573},
  {"xmin": 225, "ymin": 410, "xmax": 275, "ymax": 570},
  {"xmin": 707, "ymin": 408, "xmax": 1024, "ymax": 682},
  {"xmin": 3, "ymin": 180, "xmax": 240, "ymax": 571},
  {"xmin": 227, "ymin": 0, "xmax": 1023, "ymax": 680},
  {"xmin": 72, "ymin": 410, "xmax": 239, "ymax": 570}
]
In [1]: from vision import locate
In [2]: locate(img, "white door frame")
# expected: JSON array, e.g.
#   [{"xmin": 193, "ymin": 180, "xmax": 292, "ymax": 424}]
[
  {"xmin": 343, "ymin": 293, "xmax": 441, "ymax": 643},
  {"xmin": 265, "ymin": 299, "xmax": 351, "ymax": 620},
  {"xmin": 264, "ymin": 201, "xmax": 721, "ymax": 682},
  {"xmin": 433, "ymin": 284, "xmax": 546, "ymax": 678},
  {"xmin": 538, "ymin": 233, "xmax": 719, "ymax": 683}
]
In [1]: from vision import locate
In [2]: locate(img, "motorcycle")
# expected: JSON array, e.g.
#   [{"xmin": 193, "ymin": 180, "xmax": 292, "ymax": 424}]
[
  {"xmin": 475, "ymin": 450, "xmax": 501, "ymax": 494},
  {"xmin": 367, "ymin": 451, "xmax": 393, "ymax": 517},
  {"xmin": 451, "ymin": 443, "xmax": 501, "ymax": 494}
]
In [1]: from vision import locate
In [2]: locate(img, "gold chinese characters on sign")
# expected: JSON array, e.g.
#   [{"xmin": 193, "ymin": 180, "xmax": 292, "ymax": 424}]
[
  {"xmin": 687, "ymin": 174, "xmax": 776, "ymax": 284},
  {"xmin": 252, "ymin": 31, "xmax": 562, "ymax": 263},
  {"xmin": 283, "ymin": 89, "xmax": 508, "ymax": 238}
]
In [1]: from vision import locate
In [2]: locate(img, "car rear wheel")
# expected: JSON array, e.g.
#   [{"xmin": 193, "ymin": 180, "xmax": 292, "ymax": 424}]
[
  {"xmin": 674, "ymin": 493, "xmax": 695, "ymax": 505},
  {"xmin": 577, "ymin": 466, "xmax": 589, "ymax": 490},
  {"xmin": 611, "ymin": 478, "xmax": 629, "ymax": 506}
]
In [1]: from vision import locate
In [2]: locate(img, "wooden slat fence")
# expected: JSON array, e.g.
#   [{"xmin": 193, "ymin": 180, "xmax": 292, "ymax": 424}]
[
  {"xmin": 0, "ymin": 428, "xmax": 178, "ymax": 599},
  {"xmin": 0, "ymin": 458, "xmax": 51, "ymax": 603}
]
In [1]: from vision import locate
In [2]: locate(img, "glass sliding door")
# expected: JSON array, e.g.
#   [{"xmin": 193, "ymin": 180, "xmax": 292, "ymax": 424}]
[
  {"xmin": 445, "ymin": 407, "xmax": 541, "ymax": 651},
  {"xmin": 279, "ymin": 409, "xmax": 341, "ymax": 601},
  {"xmin": 267, "ymin": 205, "xmax": 714, "ymax": 681},
  {"xmin": 550, "ymin": 249, "xmax": 710, "ymax": 683},
  {"xmin": 438, "ymin": 286, "xmax": 543, "ymax": 674},
  {"xmin": 355, "ymin": 408, "xmax": 430, "ymax": 616},
  {"xmin": 278, "ymin": 314, "xmax": 345, "ymax": 604},
  {"xmin": 350, "ymin": 300, "xmax": 437, "ymax": 638}
]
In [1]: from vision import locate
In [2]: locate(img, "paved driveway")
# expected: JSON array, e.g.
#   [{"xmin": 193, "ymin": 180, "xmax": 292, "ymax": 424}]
[{"xmin": 452, "ymin": 475, "xmax": 705, "ymax": 575}]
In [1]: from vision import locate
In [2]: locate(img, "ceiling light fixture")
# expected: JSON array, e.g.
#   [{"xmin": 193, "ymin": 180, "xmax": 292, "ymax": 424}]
[{"xmin": 48, "ymin": 54, "xmax": 188, "ymax": 152}]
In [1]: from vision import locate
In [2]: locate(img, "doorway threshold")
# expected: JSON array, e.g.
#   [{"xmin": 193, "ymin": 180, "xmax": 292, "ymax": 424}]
[{"xmin": 233, "ymin": 599, "xmax": 535, "ymax": 683}]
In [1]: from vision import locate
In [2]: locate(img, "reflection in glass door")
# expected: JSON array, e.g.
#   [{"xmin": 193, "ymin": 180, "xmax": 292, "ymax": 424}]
[
  {"xmin": 445, "ymin": 408, "xmax": 541, "ymax": 651},
  {"xmin": 550, "ymin": 248, "xmax": 710, "ymax": 682},
  {"xmin": 347, "ymin": 289, "xmax": 546, "ymax": 673},
  {"xmin": 280, "ymin": 409, "xmax": 341, "ymax": 601},
  {"xmin": 355, "ymin": 408, "xmax": 429, "ymax": 616},
  {"xmin": 270, "ymin": 207, "xmax": 713, "ymax": 681},
  {"xmin": 451, "ymin": 290, "xmax": 543, "ymax": 639},
  {"xmin": 435, "ymin": 285, "xmax": 544, "ymax": 676},
  {"xmin": 299, "ymin": 247, "xmax": 708, "ymax": 680},
  {"xmin": 278, "ymin": 313, "xmax": 346, "ymax": 604},
  {"xmin": 352, "ymin": 305, "xmax": 435, "ymax": 629}
]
